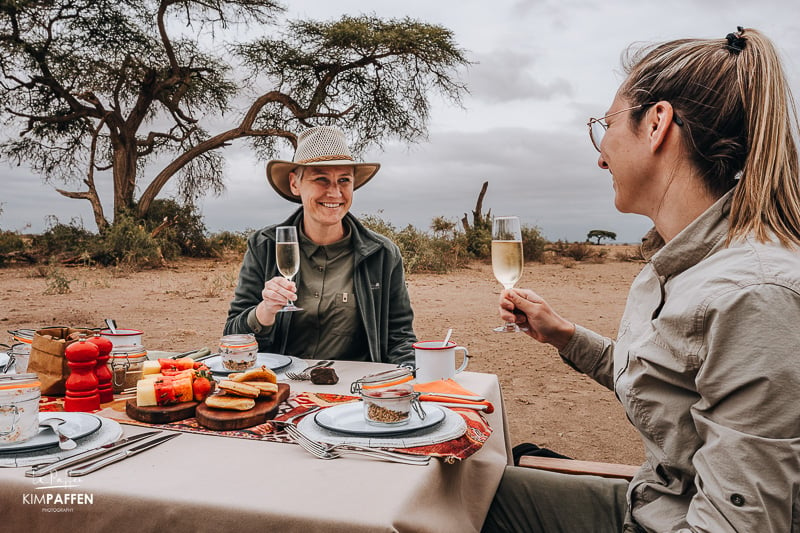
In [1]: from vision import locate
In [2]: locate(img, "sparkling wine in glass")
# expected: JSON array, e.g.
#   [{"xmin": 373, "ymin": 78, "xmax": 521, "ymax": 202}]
[
  {"xmin": 275, "ymin": 226, "xmax": 302, "ymax": 312},
  {"xmin": 492, "ymin": 216, "xmax": 524, "ymax": 332}
]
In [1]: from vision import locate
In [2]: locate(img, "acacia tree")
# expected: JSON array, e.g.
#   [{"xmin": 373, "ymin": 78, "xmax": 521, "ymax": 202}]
[
  {"xmin": 0, "ymin": 1, "xmax": 468, "ymax": 231},
  {"xmin": 587, "ymin": 229, "xmax": 617, "ymax": 245}
]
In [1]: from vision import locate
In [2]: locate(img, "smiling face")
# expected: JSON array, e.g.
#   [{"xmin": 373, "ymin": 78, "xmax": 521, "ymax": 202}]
[
  {"xmin": 289, "ymin": 165, "xmax": 355, "ymax": 243},
  {"xmin": 596, "ymin": 95, "xmax": 659, "ymax": 217}
]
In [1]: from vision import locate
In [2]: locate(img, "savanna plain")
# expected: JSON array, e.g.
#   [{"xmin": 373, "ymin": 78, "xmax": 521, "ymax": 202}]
[{"xmin": 0, "ymin": 247, "xmax": 646, "ymax": 465}]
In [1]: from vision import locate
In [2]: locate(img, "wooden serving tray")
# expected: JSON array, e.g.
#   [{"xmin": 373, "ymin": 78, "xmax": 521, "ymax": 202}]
[
  {"xmin": 195, "ymin": 382, "xmax": 290, "ymax": 431},
  {"xmin": 126, "ymin": 399, "xmax": 199, "ymax": 424}
]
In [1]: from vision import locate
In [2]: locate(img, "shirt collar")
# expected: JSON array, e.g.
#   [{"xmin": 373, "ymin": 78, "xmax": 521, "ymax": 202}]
[
  {"xmin": 298, "ymin": 221, "xmax": 353, "ymax": 259},
  {"xmin": 647, "ymin": 189, "xmax": 733, "ymax": 278}
]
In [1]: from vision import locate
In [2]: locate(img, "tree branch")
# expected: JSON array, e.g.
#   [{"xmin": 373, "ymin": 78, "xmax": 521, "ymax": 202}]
[{"xmin": 136, "ymin": 90, "xmax": 302, "ymax": 216}]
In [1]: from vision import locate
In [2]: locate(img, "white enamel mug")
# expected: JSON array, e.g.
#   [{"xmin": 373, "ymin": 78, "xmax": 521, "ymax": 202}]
[{"xmin": 413, "ymin": 341, "xmax": 469, "ymax": 383}]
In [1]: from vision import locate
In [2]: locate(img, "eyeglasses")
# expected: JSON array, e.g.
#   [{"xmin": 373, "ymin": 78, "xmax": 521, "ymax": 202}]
[{"xmin": 587, "ymin": 102, "xmax": 683, "ymax": 152}]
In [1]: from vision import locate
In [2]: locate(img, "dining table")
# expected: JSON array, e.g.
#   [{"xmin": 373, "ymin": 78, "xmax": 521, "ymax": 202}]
[{"xmin": 0, "ymin": 359, "xmax": 512, "ymax": 533}]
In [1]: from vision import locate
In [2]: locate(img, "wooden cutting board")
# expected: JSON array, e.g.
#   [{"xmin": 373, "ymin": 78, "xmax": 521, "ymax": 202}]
[
  {"xmin": 195, "ymin": 382, "xmax": 290, "ymax": 431},
  {"xmin": 126, "ymin": 399, "xmax": 199, "ymax": 424}
]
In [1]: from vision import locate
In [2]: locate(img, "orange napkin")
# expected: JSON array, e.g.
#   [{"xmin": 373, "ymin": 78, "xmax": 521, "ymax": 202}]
[{"xmin": 414, "ymin": 379, "xmax": 494, "ymax": 413}]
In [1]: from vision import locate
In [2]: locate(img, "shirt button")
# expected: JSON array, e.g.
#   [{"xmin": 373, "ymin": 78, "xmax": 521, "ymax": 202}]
[
  {"xmin": 314, "ymin": 292, "xmax": 320, "ymax": 298},
  {"xmin": 317, "ymin": 266, "xmax": 324, "ymax": 272},
  {"xmin": 730, "ymin": 493, "xmax": 745, "ymax": 507}
]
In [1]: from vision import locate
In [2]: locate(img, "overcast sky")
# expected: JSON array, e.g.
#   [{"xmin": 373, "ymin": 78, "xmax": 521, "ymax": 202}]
[{"xmin": 1, "ymin": 0, "xmax": 798, "ymax": 243}]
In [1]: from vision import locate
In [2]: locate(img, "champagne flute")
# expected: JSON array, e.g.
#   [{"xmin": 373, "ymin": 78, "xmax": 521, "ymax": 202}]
[
  {"xmin": 275, "ymin": 226, "xmax": 303, "ymax": 312},
  {"xmin": 492, "ymin": 216, "xmax": 525, "ymax": 332}
]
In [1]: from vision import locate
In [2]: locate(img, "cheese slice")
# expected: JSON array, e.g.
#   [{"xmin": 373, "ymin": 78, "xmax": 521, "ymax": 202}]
[
  {"xmin": 143, "ymin": 360, "xmax": 162, "ymax": 375},
  {"xmin": 136, "ymin": 379, "xmax": 157, "ymax": 407}
]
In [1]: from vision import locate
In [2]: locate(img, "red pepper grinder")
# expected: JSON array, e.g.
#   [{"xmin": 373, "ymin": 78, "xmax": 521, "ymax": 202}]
[
  {"xmin": 88, "ymin": 334, "xmax": 114, "ymax": 403},
  {"xmin": 64, "ymin": 336, "xmax": 101, "ymax": 412}
]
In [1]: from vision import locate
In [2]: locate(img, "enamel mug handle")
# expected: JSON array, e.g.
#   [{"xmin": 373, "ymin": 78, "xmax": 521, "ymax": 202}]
[{"xmin": 454, "ymin": 346, "xmax": 469, "ymax": 374}]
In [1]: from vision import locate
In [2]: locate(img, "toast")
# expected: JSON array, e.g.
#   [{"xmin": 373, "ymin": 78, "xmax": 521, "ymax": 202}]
[
  {"xmin": 243, "ymin": 381, "xmax": 278, "ymax": 397},
  {"xmin": 204, "ymin": 394, "xmax": 256, "ymax": 411},
  {"xmin": 230, "ymin": 366, "xmax": 277, "ymax": 384},
  {"xmin": 217, "ymin": 380, "xmax": 260, "ymax": 398}
]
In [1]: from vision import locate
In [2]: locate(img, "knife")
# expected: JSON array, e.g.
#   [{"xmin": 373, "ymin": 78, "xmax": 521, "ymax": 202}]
[
  {"xmin": 422, "ymin": 401, "xmax": 490, "ymax": 411},
  {"xmin": 418, "ymin": 392, "xmax": 486, "ymax": 401},
  {"xmin": 67, "ymin": 433, "xmax": 180, "ymax": 477},
  {"xmin": 25, "ymin": 431, "xmax": 163, "ymax": 477},
  {"xmin": 192, "ymin": 351, "xmax": 219, "ymax": 363},
  {"xmin": 169, "ymin": 347, "xmax": 210, "ymax": 360}
]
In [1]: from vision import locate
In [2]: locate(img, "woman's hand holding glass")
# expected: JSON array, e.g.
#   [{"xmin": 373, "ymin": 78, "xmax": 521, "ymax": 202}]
[
  {"xmin": 255, "ymin": 276, "xmax": 299, "ymax": 326},
  {"xmin": 499, "ymin": 288, "xmax": 576, "ymax": 350}
]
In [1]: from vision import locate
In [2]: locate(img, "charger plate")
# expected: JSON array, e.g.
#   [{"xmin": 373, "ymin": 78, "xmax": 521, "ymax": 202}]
[
  {"xmin": 0, "ymin": 413, "xmax": 102, "ymax": 454},
  {"xmin": 206, "ymin": 352, "xmax": 292, "ymax": 375},
  {"xmin": 298, "ymin": 403, "xmax": 466, "ymax": 449},
  {"xmin": 314, "ymin": 402, "xmax": 446, "ymax": 437},
  {"xmin": 0, "ymin": 416, "xmax": 123, "ymax": 468}
]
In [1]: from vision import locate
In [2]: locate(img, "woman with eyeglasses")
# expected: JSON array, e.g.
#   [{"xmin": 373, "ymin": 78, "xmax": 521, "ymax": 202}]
[{"xmin": 483, "ymin": 27, "xmax": 800, "ymax": 532}]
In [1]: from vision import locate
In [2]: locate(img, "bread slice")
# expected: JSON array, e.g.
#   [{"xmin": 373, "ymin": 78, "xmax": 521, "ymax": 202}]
[
  {"xmin": 230, "ymin": 366, "xmax": 277, "ymax": 384},
  {"xmin": 243, "ymin": 381, "xmax": 278, "ymax": 397},
  {"xmin": 204, "ymin": 394, "xmax": 256, "ymax": 411},
  {"xmin": 217, "ymin": 380, "xmax": 260, "ymax": 398}
]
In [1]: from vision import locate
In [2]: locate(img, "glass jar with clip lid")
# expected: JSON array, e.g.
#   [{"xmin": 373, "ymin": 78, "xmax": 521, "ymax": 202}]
[
  {"xmin": 0, "ymin": 373, "xmax": 41, "ymax": 443},
  {"xmin": 351, "ymin": 368, "xmax": 426, "ymax": 426},
  {"xmin": 107, "ymin": 344, "xmax": 148, "ymax": 394}
]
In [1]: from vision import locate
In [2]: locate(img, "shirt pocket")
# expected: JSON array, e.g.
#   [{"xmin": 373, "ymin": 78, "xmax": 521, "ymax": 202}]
[{"xmin": 327, "ymin": 292, "xmax": 359, "ymax": 336}]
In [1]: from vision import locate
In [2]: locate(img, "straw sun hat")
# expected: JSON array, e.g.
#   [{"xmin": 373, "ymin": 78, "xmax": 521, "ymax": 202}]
[{"xmin": 266, "ymin": 126, "xmax": 380, "ymax": 203}]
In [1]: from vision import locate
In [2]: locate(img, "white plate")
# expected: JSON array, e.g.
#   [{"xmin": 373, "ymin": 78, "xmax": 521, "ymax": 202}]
[
  {"xmin": 206, "ymin": 352, "xmax": 292, "ymax": 375},
  {"xmin": 0, "ymin": 412, "xmax": 103, "ymax": 454},
  {"xmin": 314, "ymin": 402, "xmax": 446, "ymax": 437}
]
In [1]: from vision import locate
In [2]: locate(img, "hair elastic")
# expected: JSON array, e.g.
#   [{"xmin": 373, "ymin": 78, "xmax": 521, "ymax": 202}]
[{"xmin": 725, "ymin": 26, "xmax": 746, "ymax": 53}]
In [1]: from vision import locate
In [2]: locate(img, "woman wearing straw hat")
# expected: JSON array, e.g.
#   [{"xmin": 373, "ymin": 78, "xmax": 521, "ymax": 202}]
[{"xmin": 224, "ymin": 126, "xmax": 417, "ymax": 363}]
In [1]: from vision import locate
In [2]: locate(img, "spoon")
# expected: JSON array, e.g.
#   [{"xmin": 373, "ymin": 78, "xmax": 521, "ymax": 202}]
[
  {"xmin": 40, "ymin": 418, "xmax": 77, "ymax": 450},
  {"xmin": 441, "ymin": 328, "xmax": 453, "ymax": 348},
  {"xmin": 104, "ymin": 318, "xmax": 118, "ymax": 334}
]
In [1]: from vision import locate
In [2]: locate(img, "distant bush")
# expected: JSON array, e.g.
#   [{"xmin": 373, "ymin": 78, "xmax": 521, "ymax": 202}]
[
  {"xmin": 208, "ymin": 230, "xmax": 250, "ymax": 256},
  {"xmin": 31, "ymin": 217, "xmax": 98, "ymax": 260},
  {"xmin": 360, "ymin": 213, "xmax": 470, "ymax": 274},
  {"xmin": 465, "ymin": 219, "xmax": 491, "ymax": 259},
  {"xmin": 142, "ymin": 199, "xmax": 214, "ymax": 258},
  {"xmin": 97, "ymin": 213, "xmax": 167, "ymax": 266},
  {"xmin": 42, "ymin": 265, "xmax": 74, "ymax": 294},
  {"xmin": 521, "ymin": 225, "xmax": 547, "ymax": 262},
  {"xmin": 614, "ymin": 248, "xmax": 644, "ymax": 262},
  {"xmin": 549, "ymin": 240, "xmax": 603, "ymax": 263},
  {"xmin": 0, "ymin": 230, "xmax": 25, "ymax": 266}
]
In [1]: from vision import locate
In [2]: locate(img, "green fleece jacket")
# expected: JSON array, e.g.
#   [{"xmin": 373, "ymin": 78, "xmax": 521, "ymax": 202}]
[{"xmin": 224, "ymin": 209, "xmax": 416, "ymax": 364}]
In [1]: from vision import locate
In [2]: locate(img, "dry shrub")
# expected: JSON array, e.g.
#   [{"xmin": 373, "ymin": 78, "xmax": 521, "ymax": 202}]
[
  {"xmin": 549, "ymin": 241, "xmax": 596, "ymax": 262},
  {"xmin": 614, "ymin": 249, "xmax": 644, "ymax": 262},
  {"xmin": 558, "ymin": 257, "xmax": 577, "ymax": 268}
]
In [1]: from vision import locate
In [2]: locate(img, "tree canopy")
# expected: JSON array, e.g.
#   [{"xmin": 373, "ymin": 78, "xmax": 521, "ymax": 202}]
[
  {"xmin": 0, "ymin": 0, "xmax": 468, "ymax": 231},
  {"xmin": 587, "ymin": 229, "xmax": 617, "ymax": 244}
]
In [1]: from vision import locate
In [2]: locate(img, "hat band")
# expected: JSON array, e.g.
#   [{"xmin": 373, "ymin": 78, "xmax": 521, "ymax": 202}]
[{"xmin": 296, "ymin": 154, "xmax": 355, "ymax": 164}]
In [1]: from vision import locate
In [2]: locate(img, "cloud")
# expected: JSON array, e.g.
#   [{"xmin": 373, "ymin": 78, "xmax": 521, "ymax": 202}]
[{"xmin": 467, "ymin": 50, "xmax": 573, "ymax": 103}]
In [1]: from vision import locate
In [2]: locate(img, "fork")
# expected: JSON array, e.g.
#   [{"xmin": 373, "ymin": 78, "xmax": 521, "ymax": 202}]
[
  {"xmin": 284, "ymin": 360, "xmax": 333, "ymax": 380},
  {"xmin": 283, "ymin": 424, "xmax": 430, "ymax": 465}
]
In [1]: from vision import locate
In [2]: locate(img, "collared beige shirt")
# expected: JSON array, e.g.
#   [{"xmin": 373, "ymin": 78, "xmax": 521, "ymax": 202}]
[
  {"xmin": 561, "ymin": 191, "xmax": 800, "ymax": 532},
  {"xmin": 284, "ymin": 223, "xmax": 368, "ymax": 360}
]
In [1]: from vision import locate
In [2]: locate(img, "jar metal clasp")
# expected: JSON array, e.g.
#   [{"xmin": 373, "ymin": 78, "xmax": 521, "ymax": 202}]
[{"xmin": 0, "ymin": 405, "xmax": 20, "ymax": 437}]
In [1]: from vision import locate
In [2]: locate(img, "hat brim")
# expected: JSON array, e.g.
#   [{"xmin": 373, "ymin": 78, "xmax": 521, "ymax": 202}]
[{"xmin": 266, "ymin": 159, "xmax": 381, "ymax": 203}]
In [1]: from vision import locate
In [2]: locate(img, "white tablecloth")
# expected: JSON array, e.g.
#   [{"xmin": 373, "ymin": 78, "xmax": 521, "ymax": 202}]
[{"xmin": 0, "ymin": 360, "xmax": 512, "ymax": 533}]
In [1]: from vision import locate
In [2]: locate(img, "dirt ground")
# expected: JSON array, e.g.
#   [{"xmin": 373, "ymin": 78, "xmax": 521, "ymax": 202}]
[{"xmin": 0, "ymin": 247, "xmax": 646, "ymax": 465}]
